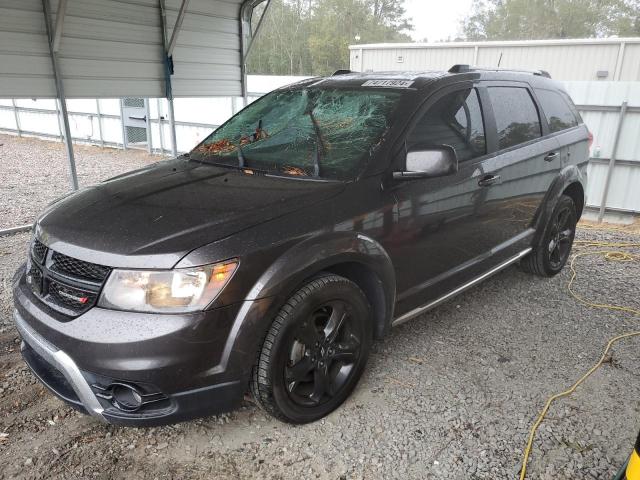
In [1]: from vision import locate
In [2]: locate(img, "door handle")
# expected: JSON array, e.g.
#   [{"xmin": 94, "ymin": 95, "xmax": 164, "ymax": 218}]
[
  {"xmin": 544, "ymin": 152, "xmax": 558, "ymax": 162},
  {"xmin": 128, "ymin": 115, "xmax": 147, "ymax": 122},
  {"xmin": 478, "ymin": 174, "xmax": 500, "ymax": 187}
]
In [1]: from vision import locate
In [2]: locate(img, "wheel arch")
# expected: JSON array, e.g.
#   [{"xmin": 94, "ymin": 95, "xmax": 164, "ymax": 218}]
[
  {"xmin": 532, "ymin": 164, "xmax": 586, "ymax": 245},
  {"xmin": 322, "ymin": 261, "xmax": 390, "ymax": 340},
  {"xmin": 256, "ymin": 232, "xmax": 396, "ymax": 340},
  {"xmin": 216, "ymin": 233, "xmax": 396, "ymax": 379},
  {"xmin": 562, "ymin": 181, "xmax": 585, "ymax": 220}
]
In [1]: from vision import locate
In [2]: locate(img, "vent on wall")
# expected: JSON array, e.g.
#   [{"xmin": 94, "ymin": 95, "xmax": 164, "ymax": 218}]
[{"xmin": 396, "ymin": 55, "xmax": 404, "ymax": 63}]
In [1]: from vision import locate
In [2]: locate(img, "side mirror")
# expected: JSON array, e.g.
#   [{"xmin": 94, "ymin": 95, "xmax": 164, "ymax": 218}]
[{"xmin": 393, "ymin": 146, "xmax": 458, "ymax": 180}]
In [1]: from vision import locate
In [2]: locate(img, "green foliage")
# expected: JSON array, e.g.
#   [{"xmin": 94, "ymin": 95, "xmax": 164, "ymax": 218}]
[
  {"xmin": 462, "ymin": 0, "xmax": 640, "ymax": 40},
  {"xmin": 247, "ymin": 0, "xmax": 412, "ymax": 76}
]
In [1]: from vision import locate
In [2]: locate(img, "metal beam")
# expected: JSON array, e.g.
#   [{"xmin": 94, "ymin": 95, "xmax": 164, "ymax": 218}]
[
  {"xmin": 159, "ymin": 0, "xmax": 177, "ymax": 156},
  {"xmin": 52, "ymin": 0, "xmax": 68, "ymax": 52},
  {"xmin": 167, "ymin": 0, "xmax": 190, "ymax": 57},
  {"xmin": 43, "ymin": 0, "xmax": 78, "ymax": 191},
  {"xmin": 597, "ymin": 101, "xmax": 628, "ymax": 222},
  {"xmin": 0, "ymin": 224, "xmax": 33, "ymax": 237},
  {"xmin": 238, "ymin": 0, "xmax": 269, "ymax": 106},
  {"xmin": 167, "ymin": 98, "xmax": 178, "ymax": 156},
  {"xmin": 244, "ymin": 0, "xmax": 271, "ymax": 62}
]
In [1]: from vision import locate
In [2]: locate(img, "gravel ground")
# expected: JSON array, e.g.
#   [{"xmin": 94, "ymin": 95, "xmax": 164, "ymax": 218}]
[
  {"xmin": 0, "ymin": 133, "xmax": 158, "ymax": 229},
  {"xmin": 1, "ymin": 135, "xmax": 639, "ymax": 479}
]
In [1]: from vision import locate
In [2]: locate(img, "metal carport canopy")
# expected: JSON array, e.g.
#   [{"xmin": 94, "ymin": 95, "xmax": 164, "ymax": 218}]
[
  {"xmin": 0, "ymin": 0, "xmax": 266, "ymax": 98},
  {"xmin": 0, "ymin": 0, "xmax": 268, "ymax": 235}
]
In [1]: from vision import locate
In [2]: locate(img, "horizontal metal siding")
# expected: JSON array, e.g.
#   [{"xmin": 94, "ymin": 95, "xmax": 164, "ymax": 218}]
[
  {"xmin": 53, "ymin": 0, "xmax": 165, "ymax": 98},
  {"xmin": 0, "ymin": 0, "xmax": 245, "ymax": 98},
  {"xmin": 0, "ymin": 2, "xmax": 53, "ymax": 97},
  {"xmin": 361, "ymin": 47, "xmax": 475, "ymax": 71},
  {"xmin": 352, "ymin": 40, "xmax": 640, "ymax": 82},
  {"xmin": 476, "ymin": 44, "xmax": 620, "ymax": 80},
  {"xmin": 166, "ymin": 0, "xmax": 243, "ymax": 97},
  {"xmin": 563, "ymin": 81, "xmax": 640, "ymax": 214}
]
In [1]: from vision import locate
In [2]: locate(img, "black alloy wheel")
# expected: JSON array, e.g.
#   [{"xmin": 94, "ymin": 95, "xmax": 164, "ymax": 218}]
[
  {"xmin": 520, "ymin": 194, "xmax": 577, "ymax": 277},
  {"xmin": 285, "ymin": 300, "xmax": 362, "ymax": 407},
  {"xmin": 251, "ymin": 274, "xmax": 372, "ymax": 423},
  {"xmin": 547, "ymin": 203, "xmax": 574, "ymax": 270}
]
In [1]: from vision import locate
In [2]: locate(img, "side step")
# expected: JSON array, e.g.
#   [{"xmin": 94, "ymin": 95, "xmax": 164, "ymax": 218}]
[{"xmin": 392, "ymin": 248, "xmax": 532, "ymax": 327}]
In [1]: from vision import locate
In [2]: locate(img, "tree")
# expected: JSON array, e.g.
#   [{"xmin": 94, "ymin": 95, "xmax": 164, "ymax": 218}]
[
  {"xmin": 461, "ymin": 0, "xmax": 640, "ymax": 40},
  {"xmin": 247, "ymin": 0, "xmax": 413, "ymax": 76}
]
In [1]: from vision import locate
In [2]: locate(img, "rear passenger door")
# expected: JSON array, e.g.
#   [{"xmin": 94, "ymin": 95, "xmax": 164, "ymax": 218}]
[{"xmin": 477, "ymin": 82, "xmax": 561, "ymax": 256}]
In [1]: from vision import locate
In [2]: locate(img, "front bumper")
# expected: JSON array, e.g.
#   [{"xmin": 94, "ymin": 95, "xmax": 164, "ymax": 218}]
[
  {"xmin": 12, "ymin": 267, "xmax": 273, "ymax": 426},
  {"xmin": 14, "ymin": 308, "xmax": 105, "ymax": 420}
]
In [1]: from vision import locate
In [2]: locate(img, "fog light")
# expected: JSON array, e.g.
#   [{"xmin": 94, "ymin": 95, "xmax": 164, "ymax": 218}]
[{"xmin": 111, "ymin": 384, "xmax": 143, "ymax": 412}]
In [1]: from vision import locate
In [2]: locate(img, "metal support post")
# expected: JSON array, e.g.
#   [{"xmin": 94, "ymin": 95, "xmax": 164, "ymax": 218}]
[
  {"xmin": 11, "ymin": 99, "xmax": 21, "ymax": 136},
  {"xmin": 144, "ymin": 98, "xmax": 152, "ymax": 154},
  {"xmin": 167, "ymin": 97, "xmax": 178, "ymax": 156},
  {"xmin": 598, "ymin": 101, "xmax": 628, "ymax": 222},
  {"xmin": 42, "ymin": 0, "xmax": 78, "ymax": 190},
  {"xmin": 156, "ymin": 98, "xmax": 165, "ymax": 155},
  {"xmin": 119, "ymin": 99, "xmax": 128, "ymax": 150},
  {"xmin": 95, "ymin": 99, "xmax": 104, "ymax": 147}
]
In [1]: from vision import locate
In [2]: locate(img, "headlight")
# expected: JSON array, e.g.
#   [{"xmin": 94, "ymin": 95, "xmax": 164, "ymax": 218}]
[{"xmin": 98, "ymin": 260, "xmax": 238, "ymax": 313}]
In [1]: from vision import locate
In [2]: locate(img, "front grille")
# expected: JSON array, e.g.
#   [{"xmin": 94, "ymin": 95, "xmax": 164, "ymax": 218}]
[
  {"xmin": 27, "ymin": 239, "xmax": 111, "ymax": 317},
  {"xmin": 27, "ymin": 264, "xmax": 44, "ymax": 295},
  {"xmin": 50, "ymin": 251, "xmax": 110, "ymax": 283},
  {"xmin": 32, "ymin": 239, "xmax": 47, "ymax": 263},
  {"xmin": 48, "ymin": 280, "xmax": 98, "ymax": 314}
]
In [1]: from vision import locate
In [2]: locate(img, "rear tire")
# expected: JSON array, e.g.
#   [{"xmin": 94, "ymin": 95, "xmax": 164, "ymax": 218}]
[
  {"xmin": 520, "ymin": 194, "xmax": 577, "ymax": 277},
  {"xmin": 250, "ymin": 273, "xmax": 372, "ymax": 424}
]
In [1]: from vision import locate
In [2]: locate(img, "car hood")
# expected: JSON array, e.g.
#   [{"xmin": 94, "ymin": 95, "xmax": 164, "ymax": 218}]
[{"xmin": 36, "ymin": 160, "xmax": 345, "ymax": 269}]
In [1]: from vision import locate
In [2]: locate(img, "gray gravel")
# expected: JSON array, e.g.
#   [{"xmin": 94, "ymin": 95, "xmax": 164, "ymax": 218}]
[
  {"xmin": 1, "ymin": 135, "xmax": 639, "ymax": 479},
  {"xmin": 0, "ymin": 133, "xmax": 158, "ymax": 229}
]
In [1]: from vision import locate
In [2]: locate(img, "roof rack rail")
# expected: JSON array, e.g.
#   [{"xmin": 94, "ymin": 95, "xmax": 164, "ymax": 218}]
[
  {"xmin": 448, "ymin": 64, "xmax": 552, "ymax": 78},
  {"xmin": 332, "ymin": 69, "xmax": 353, "ymax": 76},
  {"xmin": 448, "ymin": 64, "xmax": 470, "ymax": 73}
]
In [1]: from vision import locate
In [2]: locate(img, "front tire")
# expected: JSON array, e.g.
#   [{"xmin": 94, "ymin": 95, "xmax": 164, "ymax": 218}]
[
  {"xmin": 250, "ymin": 273, "xmax": 372, "ymax": 424},
  {"xmin": 520, "ymin": 194, "xmax": 577, "ymax": 277}
]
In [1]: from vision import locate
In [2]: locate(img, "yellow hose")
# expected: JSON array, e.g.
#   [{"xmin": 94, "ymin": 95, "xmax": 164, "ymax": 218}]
[{"xmin": 519, "ymin": 227, "xmax": 640, "ymax": 480}]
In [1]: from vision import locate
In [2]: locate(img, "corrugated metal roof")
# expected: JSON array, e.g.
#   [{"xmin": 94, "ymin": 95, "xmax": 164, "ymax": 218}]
[{"xmin": 0, "ymin": 0, "xmax": 259, "ymax": 98}]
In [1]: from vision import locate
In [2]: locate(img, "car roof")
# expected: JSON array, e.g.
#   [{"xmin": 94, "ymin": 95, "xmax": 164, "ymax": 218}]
[{"xmin": 282, "ymin": 68, "xmax": 564, "ymax": 93}]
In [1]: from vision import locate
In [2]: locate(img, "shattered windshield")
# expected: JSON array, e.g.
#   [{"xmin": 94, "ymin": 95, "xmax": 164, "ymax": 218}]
[{"xmin": 190, "ymin": 88, "xmax": 402, "ymax": 180}]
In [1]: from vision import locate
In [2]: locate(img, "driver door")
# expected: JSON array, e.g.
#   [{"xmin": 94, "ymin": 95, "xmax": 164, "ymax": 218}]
[{"xmin": 386, "ymin": 84, "xmax": 506, "ymax": 316}]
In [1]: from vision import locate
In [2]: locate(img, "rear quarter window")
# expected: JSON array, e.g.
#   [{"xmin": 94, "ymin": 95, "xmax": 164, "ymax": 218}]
[
  {"xmin": 535, "ymin": 88, "xmax": 580, "ymax": 133},
  {"xmin": 487, "ymin": 87, "xmax": 542, "ymax": 150}
]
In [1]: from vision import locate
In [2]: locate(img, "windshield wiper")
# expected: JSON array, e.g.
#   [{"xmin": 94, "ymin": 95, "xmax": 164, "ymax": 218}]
[
  {"xmin": 236, "ymin": 142, "xmax": 246, "ymax": 168},
  {"xmin": 306, "ymin": 109, "xmax": 325, "ymax": 178}
]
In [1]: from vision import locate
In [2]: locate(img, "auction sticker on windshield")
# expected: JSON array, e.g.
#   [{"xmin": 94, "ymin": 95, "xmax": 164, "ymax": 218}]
[{"xmin": 361, "ymin": 80, "xmax": 414, "ymax": 88}]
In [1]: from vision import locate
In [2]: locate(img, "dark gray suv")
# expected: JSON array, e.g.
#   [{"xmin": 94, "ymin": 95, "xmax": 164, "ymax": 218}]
[{"xmin": 13, "ymin": 66, "xmax": 589, "ymax": 425}]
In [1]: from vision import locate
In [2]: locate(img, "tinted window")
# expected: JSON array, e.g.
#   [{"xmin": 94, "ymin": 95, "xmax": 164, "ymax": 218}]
[
  {"xmin": 535, "ymin": 88, "xmax": 579, "ymax": 133},
  {"xmin": 488, "ymin": 87, "xmax": 541, "ymax": 149},
  {"xmin": 407, "ymin": 88, "xmax": 486, "ymax": 162}
]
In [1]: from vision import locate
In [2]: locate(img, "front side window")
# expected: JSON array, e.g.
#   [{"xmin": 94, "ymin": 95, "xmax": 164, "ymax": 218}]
[
  {"xmin": 488, "ymin": 87, "xmax": 542, "ymax": 150},
  {"xmin": 407, "ymin": 88, "xmax": 486, "ymax": 162},
  {"xmin": 535, "ymin": 88, "xmax": 579, "ymax": 133},
  {"xmin": 191, "ymin": 88, "xmax": 402, "ymax": 180}
]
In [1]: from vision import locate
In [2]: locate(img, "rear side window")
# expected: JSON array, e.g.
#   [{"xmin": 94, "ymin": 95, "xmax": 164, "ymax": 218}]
[
  {"xmin": 407, "ymin": 88, "xmax": 486, "ymax": 162},
  {"xmin": 487, "ymin": 87, "xmax": 541, "ymax": 150},
  {"xmin": 535, "ymin": 88, "xmax": 579, "ymax": 133}
]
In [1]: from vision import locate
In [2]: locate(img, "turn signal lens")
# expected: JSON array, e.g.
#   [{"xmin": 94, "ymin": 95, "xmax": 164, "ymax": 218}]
[{"xmin": 98, "ymin": 260, "xmax": 238, "ymax": 313}]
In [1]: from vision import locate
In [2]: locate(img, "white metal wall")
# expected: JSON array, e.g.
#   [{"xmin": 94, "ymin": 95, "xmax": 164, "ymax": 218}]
[
  {"xmin": 565, "ymin": 82, "xmax": 640, "ymax": 215},
  {"xmin": 349, "ymin": 39, "xmax": 640, "ymax": 82},
  {"xmin": 0, "ymin": 76, "xmax": 637, "ymax": 217},
  {"xmin": 0, "ymin": 0, "xmax": 248, "ymax": 98}
]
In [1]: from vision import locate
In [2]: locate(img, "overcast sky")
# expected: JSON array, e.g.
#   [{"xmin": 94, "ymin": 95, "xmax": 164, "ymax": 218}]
[{"xmin": 403, "ymin": 0, "xmax": 473, "ymax": 42}]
